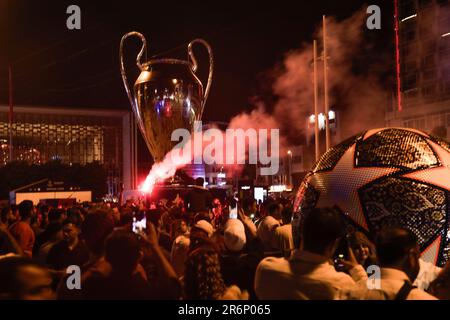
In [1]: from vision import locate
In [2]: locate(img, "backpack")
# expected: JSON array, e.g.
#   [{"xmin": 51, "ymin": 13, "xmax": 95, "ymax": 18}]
[{"xmin": 394, "ymin": 281, "xmax": 417, "ymax": 300}]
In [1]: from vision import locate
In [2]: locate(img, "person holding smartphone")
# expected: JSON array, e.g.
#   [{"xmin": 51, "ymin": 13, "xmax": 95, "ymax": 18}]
[
  {"xmin": 255, "ymin": 207, "xmax": 368, "ymax": 300},
  {"xmin": 82, "ymin": 221, "xmax": 181, "ymax": 300}
]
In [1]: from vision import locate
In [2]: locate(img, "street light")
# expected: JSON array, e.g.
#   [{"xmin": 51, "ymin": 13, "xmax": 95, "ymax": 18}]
[{"xmin": 308, "ymin": 110, "xmax": 335, "ymax": 130}]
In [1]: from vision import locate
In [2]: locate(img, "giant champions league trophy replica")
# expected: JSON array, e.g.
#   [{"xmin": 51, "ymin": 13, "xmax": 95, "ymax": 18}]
[{"xmin": 120, "ymin": 31, "xmax": 213, "ymax": 162}]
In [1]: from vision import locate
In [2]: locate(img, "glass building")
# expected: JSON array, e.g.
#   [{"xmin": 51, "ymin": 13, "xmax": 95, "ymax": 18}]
[{"xmin": 0, "ymin": 105, "xmax": 138, "ymax": 193}]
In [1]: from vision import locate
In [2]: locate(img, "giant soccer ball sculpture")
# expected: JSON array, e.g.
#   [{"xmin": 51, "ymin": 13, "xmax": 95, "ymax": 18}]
[{"xmin": 293, "ymin": 128, "xmax": 450, "ymax": 266}]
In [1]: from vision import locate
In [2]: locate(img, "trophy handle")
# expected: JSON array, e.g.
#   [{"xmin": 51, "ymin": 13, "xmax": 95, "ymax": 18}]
[
  {"xmin": 188, "ymin": 39, "xmax": 214, "ymax": 119},
  {"xmin": 119, "ymin": 31, "xmax": 147, "ymax": 109}
]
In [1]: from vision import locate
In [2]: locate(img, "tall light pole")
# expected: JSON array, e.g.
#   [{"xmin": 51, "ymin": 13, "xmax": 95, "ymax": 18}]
[
  {"xmin": 8, "ymin": 66, "xmax": 13, "ymax": 162},
  {"xmin": 313, "ymin": 40, "xmax": 320, "ymax": 161},
  {"xmin": 323, "ymin": 15, "xmax": 331, "ymax": 151},
  {"xmin": 287, "ymin": 150, "xmax": 292, "ymax": 188}
]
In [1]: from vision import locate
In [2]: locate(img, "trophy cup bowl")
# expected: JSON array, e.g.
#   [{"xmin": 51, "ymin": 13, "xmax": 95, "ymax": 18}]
[{"xmin": 120, "ymin": 32, "xmax": 213, "ymax": 162}]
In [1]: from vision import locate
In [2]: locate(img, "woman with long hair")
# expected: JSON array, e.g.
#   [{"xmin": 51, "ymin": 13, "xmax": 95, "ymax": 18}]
[
  {"xmin": 347, "ymin": 231, "xmax": 377, "ymax": 269},
  {"xmin": 183, "ymin": 242, "xmax": 248, "ymax": 300}
]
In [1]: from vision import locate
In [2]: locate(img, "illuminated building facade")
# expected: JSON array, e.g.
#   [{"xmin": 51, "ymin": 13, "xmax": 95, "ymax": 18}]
[
  {"xmin": 386, "ymin": 0, "xmax": 450, "ymax": 138},
  {"xmin": 0, "ymin": 105, "xmax": 138, "ymax": 193}
]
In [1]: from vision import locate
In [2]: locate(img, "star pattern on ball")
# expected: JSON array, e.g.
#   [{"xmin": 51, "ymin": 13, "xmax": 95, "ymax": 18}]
[
  {"xmin": 310, "ymin": 143, "xmax": 400, "ymax": 230},
  {"xmin": 402, "ymin": 139, "xmax": 450, "ymax": 191}
]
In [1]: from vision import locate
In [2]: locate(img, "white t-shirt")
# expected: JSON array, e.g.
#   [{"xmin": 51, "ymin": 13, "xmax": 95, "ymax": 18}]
[
  {"xmin": 274, "ymin": 224, "xmax": 294, "ymax": 258},
  {"xmin": 255, "ymin": 250, "xmax": 367, "ymax": 300},
  {"xmin": 170, "ymin": 234, "xmax": 190, "ymax": 277}
]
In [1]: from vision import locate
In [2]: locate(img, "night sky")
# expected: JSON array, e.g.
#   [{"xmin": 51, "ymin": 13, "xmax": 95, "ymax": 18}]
[{"xmin": 0, "ymin": 0, "xmax": 391, "ymax": 123}]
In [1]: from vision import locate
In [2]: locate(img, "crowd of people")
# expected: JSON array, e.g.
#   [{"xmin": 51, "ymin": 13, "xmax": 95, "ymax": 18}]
[{"xmin": 0, "ymin": 177, "xmax": 450, "ymax": 300}]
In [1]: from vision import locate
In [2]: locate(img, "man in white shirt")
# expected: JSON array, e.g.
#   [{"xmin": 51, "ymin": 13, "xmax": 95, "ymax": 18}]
[
  {"xmin": 255, "ymin": 207, "xmax": 367, "ymax": 299},
  {"xmin": 257, "ymin": 203, "xmax": 282, "ymax": 252},
  {"xmin": 339, "ymin": 227, "xmax": 437, "ymax": 300},
  {"xmin": 274, "ymin": 207, "xmax": 294, "ymax": 259}
]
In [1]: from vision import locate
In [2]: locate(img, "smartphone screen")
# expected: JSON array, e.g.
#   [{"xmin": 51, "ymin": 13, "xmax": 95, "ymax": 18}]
[
  {"xmin": 229, "ymin": 205, "xmax": 238, "ymax": 219},
  {"xmin": 333, "ymin": 236, "xmax": 349, "ymax": 271},
  {"xmin": 132, "ymin": 216, "xmax": 147, "ymax": 234},
  {"xmin": 229, "ymin": 198, "xmax": 238, "ymax": 219}
]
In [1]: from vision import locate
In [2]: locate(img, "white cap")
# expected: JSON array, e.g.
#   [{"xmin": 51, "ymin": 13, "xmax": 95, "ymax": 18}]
[
  {"xmin": 224, "ymin": 219, "xmax": 246, "ymax": 252},
  {"xmin": 194, "ymin": 220, "xmax": 214, "ymax": 237},
  {"xmin": 257, "ymin": 216, "xmax": 280, "ymax": 250}
]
